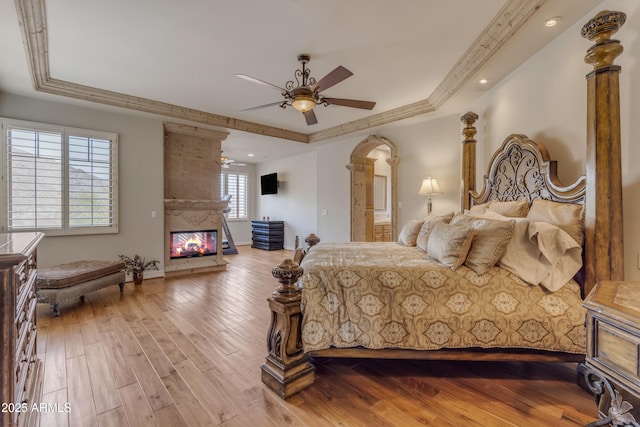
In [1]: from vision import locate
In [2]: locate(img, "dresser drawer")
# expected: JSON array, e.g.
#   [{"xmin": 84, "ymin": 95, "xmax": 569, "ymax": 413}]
[
  {"xmin": 593, "ymin": 318, "xmax": 640, "ymax": 384},
  {"xmin": 15, "ymin": 257, "xmax": 36, "ymax": 317},
  {"xmin": 15, "ymin": 318, "xmax": 37, "ymax": 405}
]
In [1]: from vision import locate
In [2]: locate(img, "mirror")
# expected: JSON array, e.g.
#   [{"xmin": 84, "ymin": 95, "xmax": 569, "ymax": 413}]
[{"xmin": 374, "ymin": 175, "xmax": 387, "ymax": 210}]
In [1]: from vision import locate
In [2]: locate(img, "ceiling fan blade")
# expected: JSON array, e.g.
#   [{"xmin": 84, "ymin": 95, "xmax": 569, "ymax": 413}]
[
  {"xmin": 235, "ymin": 74, "xmax": 286, "ymax": 92},
  {"xmin": 323, "ymin": 97, "xmax": 376, "ymax": 110},
  {"xmin": 312, "ymin": 66, "xmax": 353, "ymax": 92},
  {"xmin": 304, "ymin": 109, "xmax": 318, "ymax": 126},
  {"xmin": 240, "ymin": 101, "xmax": 285, "ymax": 112}
]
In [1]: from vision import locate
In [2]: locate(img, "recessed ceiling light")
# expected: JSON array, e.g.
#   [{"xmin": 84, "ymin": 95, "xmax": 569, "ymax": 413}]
[
  {"xmin": 479, "ymin": 79, "xmax": 488, "ymax": 85},
  {"xmin": 545, "ymin": 16, "xmax": 562, "ymax": 27},
  {"xmin": 248, "ymin": 153, "xmax": 255, "ymax": 157}
]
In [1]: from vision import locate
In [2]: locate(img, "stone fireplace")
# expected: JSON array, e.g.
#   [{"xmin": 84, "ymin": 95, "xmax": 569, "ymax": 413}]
[{"xmin": 163, "ymin": 122, "xmax": 228, "ymax": 275}]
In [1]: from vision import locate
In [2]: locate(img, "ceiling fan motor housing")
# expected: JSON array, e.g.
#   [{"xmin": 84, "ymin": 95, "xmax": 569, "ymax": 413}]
[
  {"xmin": 290, "ymin": 86, "xmax": 317, "ymax": 112},
  {"xmin": 297, "ymin": 54, "xmax": 310, "ymax": 64}
]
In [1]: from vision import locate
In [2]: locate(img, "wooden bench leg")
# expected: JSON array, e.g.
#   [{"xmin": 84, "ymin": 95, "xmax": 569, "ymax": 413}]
[{"xmin": 50, "ymin": 303, "xmax": 60, "ymax": 317}]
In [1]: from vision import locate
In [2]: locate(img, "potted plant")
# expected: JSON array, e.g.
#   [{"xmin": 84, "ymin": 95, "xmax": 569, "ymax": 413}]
[{"xmin": 119, "ymin": 254, "xmax": 159, "ymax": 285}]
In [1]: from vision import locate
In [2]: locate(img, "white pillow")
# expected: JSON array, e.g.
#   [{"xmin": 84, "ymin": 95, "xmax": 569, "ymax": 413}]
[
  {"xmin": 527, "ymin": 199, "xmax": 584, "ymax": 246},
  {"xmin": 469, "ymin": 199, "xmax": 529, "ymax": 218},
  {"xmin": 397, "ymin": 219, "xmax": 424, "ymax": 246},
  {"xmin": 533, "ymin": 221, "xmax": 582, "ymax": 292}
]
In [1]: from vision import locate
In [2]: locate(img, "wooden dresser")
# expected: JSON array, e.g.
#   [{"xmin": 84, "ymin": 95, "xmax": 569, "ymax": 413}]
[
  {"xmin": 581, "ymin": 280, "xmax": 640, "ymax": 426},
  {"xmin": 0, "ymin": 232, "xmax": 44, "ymax": 427},
  {"xmin": 251, "ymin": 220, "xmax": 284, "ymax": 250}
]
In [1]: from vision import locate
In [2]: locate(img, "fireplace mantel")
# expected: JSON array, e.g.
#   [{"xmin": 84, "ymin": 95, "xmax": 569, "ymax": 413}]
[
  {"xmin": 164, "ymin": 122, "xmax": 227, "ymax": 275},
  {"xmin": 164, "ymin": 199, "xmax": 226, "ymax": 211}
]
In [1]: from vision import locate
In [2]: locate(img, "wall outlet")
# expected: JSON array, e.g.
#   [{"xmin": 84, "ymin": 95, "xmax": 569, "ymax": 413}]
[{"xmin": 321, "ymin": 209, "xmax": 328, "ymax": 216}]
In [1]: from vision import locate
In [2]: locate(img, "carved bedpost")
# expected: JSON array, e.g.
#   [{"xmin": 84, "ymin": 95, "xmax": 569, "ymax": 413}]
[
  {"xmin": 582, "ymin": 10, "xmax": 626, "ymax": 297},
  {"xmin": 461, "ymin": 112, "xmax": 479, "ymax": 211},
  {"xmin": 261, "ymin": 259, "xmax": 315, "ymax": 398}
]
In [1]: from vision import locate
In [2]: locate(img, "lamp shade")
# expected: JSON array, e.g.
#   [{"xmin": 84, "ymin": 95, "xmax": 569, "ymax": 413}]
[{"xmin": 418, "ymin": 177, "xmax": 441, "ymax": 195}]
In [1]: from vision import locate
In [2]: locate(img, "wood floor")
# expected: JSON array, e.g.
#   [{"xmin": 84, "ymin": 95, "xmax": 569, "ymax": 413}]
[{"xmin": 35, "ymin": 246, "xmax": 598, "ymax": 426}]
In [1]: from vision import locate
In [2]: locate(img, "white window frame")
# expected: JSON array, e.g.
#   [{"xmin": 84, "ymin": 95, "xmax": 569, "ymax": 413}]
[
  {"xmin": 220, "ymin": 171, "xmax": 248, "ymax": 221},
  {"xmin": 1, "ymin": 118, "xmax": 119, "ymax": 236}
]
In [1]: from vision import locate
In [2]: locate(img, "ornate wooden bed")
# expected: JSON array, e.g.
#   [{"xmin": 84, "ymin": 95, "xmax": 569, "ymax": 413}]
[{"xmin": 261, "ymin": 10, "xmax": 627, "ymax": 399}]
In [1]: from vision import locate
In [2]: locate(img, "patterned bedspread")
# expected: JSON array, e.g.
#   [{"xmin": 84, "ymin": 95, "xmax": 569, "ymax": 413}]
[{"xmin": 299, "ymin": 242, "xmax": 586, "ymax": 354}]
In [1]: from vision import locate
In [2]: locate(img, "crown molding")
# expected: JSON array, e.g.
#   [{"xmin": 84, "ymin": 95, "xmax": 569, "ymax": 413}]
[{"xmin": 14, "ymin": 0, "xmax": 542, "ymax": 144}]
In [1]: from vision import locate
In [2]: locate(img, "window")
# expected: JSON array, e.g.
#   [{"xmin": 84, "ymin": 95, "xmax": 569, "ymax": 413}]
[
  {"xmin": 1, "ymin": 118, "xmax": 118, "ymax": 235},
  {"xmin": 220, "ymin": 172, "xmax": 248, "ymax": 220}
]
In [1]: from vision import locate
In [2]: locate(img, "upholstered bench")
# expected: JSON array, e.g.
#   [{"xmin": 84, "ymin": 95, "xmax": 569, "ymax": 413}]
[{"xmin": 36, "ymin": 260, "xmax": 125, "ymax": 316}]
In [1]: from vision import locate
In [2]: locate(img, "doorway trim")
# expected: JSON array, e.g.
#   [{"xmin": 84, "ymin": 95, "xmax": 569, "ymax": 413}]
[{"xmin": 347, "ymin": 135, "xmax": 398, "ymax": 241}]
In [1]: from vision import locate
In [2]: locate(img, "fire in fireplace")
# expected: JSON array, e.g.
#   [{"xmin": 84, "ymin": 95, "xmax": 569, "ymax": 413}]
[{"xmin": 170, "ymin": 230, "xmax": 217, "ymax": 259}]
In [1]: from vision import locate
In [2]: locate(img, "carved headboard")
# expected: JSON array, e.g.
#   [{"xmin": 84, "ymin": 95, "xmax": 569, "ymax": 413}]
[
  {"xmin": 470, "ymin": 134, "xmax": 586, "ymax": 207},
  {"xmin": 466, "ymin": 132, "xmax": 588, "ymax": 294}
]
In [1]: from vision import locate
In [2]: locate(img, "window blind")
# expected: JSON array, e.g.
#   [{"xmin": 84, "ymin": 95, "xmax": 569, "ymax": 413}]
[
  {"xmin": 221, "ymin": 172, "xmax": 248, "ymax": 220},
  {"xmin": 3, "ymin": 119, "xmax": 118, "ymax": 235}
]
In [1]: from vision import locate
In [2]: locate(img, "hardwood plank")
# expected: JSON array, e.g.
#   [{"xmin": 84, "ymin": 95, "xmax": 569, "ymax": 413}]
[
  {"xmin": 66, "ymin": 355, "xmax": 98, "ymax": 427},
  {"xmin": 96, "ymin": 406, "xmax": 128, "ymax": 427},
  {"xmin": 126, "ymin": 351, "xmax": 174, "ymax": 411},
  {"xmin": 84, "ymin": 343, "xmax": 121, "ymax": 415},
  {"xmin": 39, "ymin": 388, "xmax": 69, "ymax": 427},
  {"xmin": 42, "ymin": 321, "xmax": 67, "ymax": 394},
  {"xmin": 173, "ymin": 358, "xmax": 237, "ymax": 423},
  {"xmin": 137, "ymin": 302, "xmax": 187, "ymax": 365},
  {"xmin": 161, "ymin": 370, "xmax": 214, "ymax": 427},
  {"xmin": 99, "ymin": 330, "xmax": 137, "ymax": 389},
  {"xmin": 117, "ymin": 383, "xmax": 157, "ymax": 426},
  {"xmin": 77, "ymin": 295, "xmax": 102, "ymax": 346},
  {"xmin": 153, "ymin": 404, "xmax": 189, "ymax": 427}
]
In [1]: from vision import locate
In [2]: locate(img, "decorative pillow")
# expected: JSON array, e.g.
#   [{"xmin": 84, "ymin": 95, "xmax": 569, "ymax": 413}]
[
  {"xmin": 416, "ymin": 212, "xmax": 454, "ymax": 251},
  {"xmin": 397, "ymin": 219, "xmax": 424, "ymax": 246},
  {"xmin": 467, "ymin": 210, "xmax": 581, "ymax": 291},
  {"xmin": 527, "ymin": 199, "xmax": 584, "ymax": 245},
  {"xmin": 451, "ymin": 215, "xmax": 515, "ymax": 274},
  {"xmin": 468, "ymin": 203, "xmax": 489, "ymax": 215},
  {"xmin": 426, "ymin": 222, "xmax": 475, "ymax": 269},
  {"xmin": 533, "ymin": 221, "xmax": 582, "ymax": 292},
  {"xmin": 488, "ymin": 200, "xmax": 529, "ymax": 217}
]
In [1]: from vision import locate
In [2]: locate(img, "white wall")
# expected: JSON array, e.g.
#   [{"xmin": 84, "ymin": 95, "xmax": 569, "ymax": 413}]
[
  {"xmin": 468, "ymin": 0, "xmax": 640, "ymax": 279},
  {"xmin": 265, "ymin": 131, "xmax": 457, "ymax": 246},
  {"xmin": 381, "ymin": 115, "xmax": 461, "ymax": 224},
  {"xmin": 0, "ymin": 93, "xmax": 165, "ymax": 273},
  {"xmin": 256, "ymin": 151, "xmax": 318, "ymax": 249}
]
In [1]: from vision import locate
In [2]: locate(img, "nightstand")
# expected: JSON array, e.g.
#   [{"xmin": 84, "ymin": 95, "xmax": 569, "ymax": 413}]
[{"xmin": 580, "ymin": 280, "xmax": 640, "ymax": 426}]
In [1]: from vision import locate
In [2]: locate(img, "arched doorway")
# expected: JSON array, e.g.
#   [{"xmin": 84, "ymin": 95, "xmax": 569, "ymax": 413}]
[{"xmin": 347, "ymin": 135, "xmax": 398, "ymax": 241}]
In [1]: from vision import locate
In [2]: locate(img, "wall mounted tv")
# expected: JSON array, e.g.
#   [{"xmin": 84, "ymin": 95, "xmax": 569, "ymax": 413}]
[{"xmin": 261, "ymin": 172, "xmax": 278, "ymax": 195}]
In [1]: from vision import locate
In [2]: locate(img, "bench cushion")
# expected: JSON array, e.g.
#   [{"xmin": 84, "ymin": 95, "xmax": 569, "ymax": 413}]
[{"xmin": 37, "ymin": 260, "xmax": 123, "ymax": 289}]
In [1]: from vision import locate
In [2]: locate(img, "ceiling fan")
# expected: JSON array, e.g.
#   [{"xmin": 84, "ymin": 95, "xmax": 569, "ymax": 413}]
[
  {"xmin": 220, "ymin": 153, "xmax": 246, "ymax": 168},
  {"xmin": 236, "ymin": 54, "xmax": 376, "ymax": 125}
]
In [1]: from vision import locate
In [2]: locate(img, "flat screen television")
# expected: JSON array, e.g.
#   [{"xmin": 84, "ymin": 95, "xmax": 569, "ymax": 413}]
[{"xmin": 261, "ymin": 172, "xmax": 278, "ymax": 195}]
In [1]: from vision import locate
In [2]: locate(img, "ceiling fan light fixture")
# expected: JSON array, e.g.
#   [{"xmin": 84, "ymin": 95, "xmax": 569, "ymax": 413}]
[
  {"xmin": 292, "ymin": 95, "xmax": 316, "ymax": 112},
  {"xmin": 237, "ymin": 54, "xmax": 374, "ymax": 125}
]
